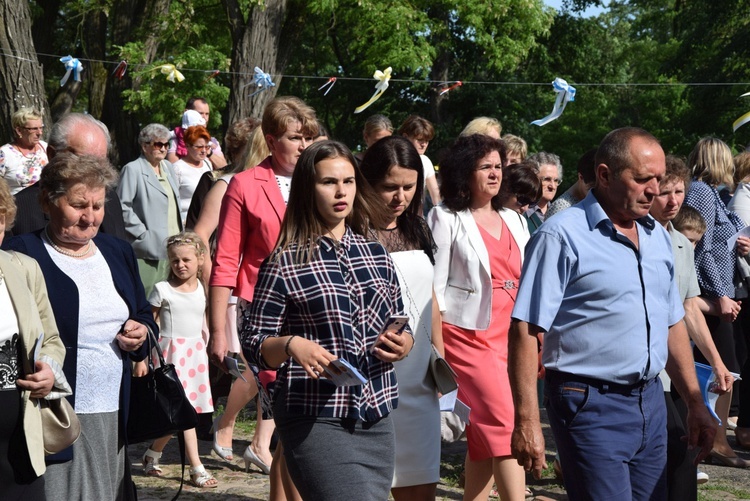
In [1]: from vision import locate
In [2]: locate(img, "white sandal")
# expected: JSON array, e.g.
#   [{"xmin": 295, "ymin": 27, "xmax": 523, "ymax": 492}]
[
  {"xmin": 189, "ymin": 464, "xmax": 218, "ymax": 488},
  {"xmin": 142, "ymin": 448, "xmax": 163, "ymax": 477}
]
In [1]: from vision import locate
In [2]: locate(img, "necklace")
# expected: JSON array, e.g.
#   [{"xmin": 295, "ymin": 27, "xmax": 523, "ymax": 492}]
[{"xmin": 44, "ymin": 227, "xmax": 93, "ymax": 258}]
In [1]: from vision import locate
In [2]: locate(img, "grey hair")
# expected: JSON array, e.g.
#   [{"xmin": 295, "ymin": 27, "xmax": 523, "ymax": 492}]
[
  {"xmin": 48, "ymin": 113, "xmax": 111, "ymax": 153},
  {"xmin": 138, "ymin": 123, "xmax": 171, "ymax": 146},
  {"xmin": 527, "ymin": 151, "xmax": 562, "ymax": 179}
]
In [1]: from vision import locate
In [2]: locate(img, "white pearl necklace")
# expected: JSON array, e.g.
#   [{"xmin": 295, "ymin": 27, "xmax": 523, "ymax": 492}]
[{"xmin": 44, "ymin": 227, "xmax": 93, "ymax": 258}]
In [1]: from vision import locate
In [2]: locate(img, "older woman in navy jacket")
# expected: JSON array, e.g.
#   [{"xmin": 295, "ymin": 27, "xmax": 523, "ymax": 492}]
[{"xmin": 4, "ymin": 153, "xmax": 154, "ymax": 501}]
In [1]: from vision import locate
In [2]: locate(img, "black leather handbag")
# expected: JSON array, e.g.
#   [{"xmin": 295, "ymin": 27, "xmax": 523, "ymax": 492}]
[{"xmin": 127, "ymin": 328, "xmax": 198, "ymax": 443}]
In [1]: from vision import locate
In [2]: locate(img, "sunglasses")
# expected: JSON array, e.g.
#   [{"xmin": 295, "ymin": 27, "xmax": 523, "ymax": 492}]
[
  {"xmin": 151, "ymin": 141, "xmax": 169, "ymax": 149},
  {"xmin": 516, "ymin": 195, "xmax": 535, "ymax": 207}
]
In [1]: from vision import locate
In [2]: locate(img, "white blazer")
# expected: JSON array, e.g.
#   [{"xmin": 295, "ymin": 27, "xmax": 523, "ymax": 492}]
[{"xmin": 428, "ymin": 205, "xmax": 530, "ymax": 330}]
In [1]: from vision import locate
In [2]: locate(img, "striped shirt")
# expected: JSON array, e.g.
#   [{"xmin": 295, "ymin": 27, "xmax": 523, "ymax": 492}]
[{"xmin": 243, "ymin": 227, "xmax": 406, "ymax": 421}]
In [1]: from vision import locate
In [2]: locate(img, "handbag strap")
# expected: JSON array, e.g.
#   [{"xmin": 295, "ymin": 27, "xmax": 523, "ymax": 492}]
[
  {"xmin": 391, "ymin": 258, "xmax": 433, "ymax": 346},
  {"xmin": 145, "ymin": 326, "xmax": 168, "ymax": 369},
  {"xmin": 171, "ymin": 431, "xmax": 186, "ymax": 501}
]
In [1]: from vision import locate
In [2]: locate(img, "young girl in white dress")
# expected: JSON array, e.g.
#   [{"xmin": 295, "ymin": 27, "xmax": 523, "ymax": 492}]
[{"xmin": 139, "ymin": 231, "xmax": 217, "ymax": 488}]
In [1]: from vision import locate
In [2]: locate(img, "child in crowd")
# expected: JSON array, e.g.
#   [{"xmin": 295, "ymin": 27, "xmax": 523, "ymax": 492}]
[
  {"xmin": 501, "ymin": 134, "xmax": 528, "ymax": 165},
  {"xmin": 138, "ymin": 231, "xmax": 217, "ymax": 488},
  {"xmin": 673, "ymin": 205, "xmax": 707, "ymax": 247}
]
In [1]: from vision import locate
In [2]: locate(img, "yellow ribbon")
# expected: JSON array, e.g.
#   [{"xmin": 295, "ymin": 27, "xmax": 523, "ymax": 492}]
[
  {"xmin": 354, "ymin": 67, "xmax": 392, "ymax": 114},
  {"xmin": 733, "ymin": 92, "xmax": 750, "ymax": 132},
  {"xmin": 157, "ymin": 64, "xmax": 185, "ymax": 83}
]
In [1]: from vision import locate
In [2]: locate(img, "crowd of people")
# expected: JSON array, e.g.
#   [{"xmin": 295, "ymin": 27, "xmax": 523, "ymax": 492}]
[{"xmin": 1, "ymin": 95, "xmax": 749, "ymax": 501}]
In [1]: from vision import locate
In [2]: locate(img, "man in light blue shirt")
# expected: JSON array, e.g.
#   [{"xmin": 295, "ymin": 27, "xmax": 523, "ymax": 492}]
[{"xmin": 509, "ymin": 127, "xmax": 716, "ymax": 501}]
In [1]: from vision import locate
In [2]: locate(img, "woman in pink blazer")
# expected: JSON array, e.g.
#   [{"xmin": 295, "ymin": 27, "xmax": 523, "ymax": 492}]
[{"xmin": 208, "ymin": 97, "xmax": 318, "ymax": 499}]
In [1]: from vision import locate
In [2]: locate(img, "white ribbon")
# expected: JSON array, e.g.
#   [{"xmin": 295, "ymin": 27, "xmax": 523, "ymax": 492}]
[
  {"xmin": 354, "ymin": 67, "xmax": 392, "ymax": 114},
  {"xmin": 59, "ymin": 56, "xmax": 83, "ymax": 87},
  {"xmin": 531, "ymin": 77, "xmax": 576, "ymax": 127}
]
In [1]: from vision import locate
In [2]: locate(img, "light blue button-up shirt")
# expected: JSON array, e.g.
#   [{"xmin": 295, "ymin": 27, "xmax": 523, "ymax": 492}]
[{"xmin": 512, "ymin": 191, "xmax": 684, "ymax": 385}]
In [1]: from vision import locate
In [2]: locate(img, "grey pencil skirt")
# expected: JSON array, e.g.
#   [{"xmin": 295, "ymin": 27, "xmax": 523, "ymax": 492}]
[{"xmin": 274, "ymin": 392, "xmax": 395, "ymax": 501}]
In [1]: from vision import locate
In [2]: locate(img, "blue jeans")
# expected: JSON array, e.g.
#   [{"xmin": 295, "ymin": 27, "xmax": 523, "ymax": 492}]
[{"xmin": 546, "ymin": 371, "xmax": 667, "ymax": 501}]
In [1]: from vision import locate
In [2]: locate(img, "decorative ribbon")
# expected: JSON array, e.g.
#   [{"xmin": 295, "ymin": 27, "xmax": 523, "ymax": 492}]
[
  {"xmin": 112, "ymin": 60, "xmax": 128, "ymax": 80},
  {"xmin": 59, "ymin": 56, "xmax": 83, "ymax": 87},
  {"xmin": 733, "ymin": 92, "xmax": 750, "ymax": 132},
  {"xmin": 204, "ymin": 70, "xmax": 221, "ymax": 83},
  {"xmin": 354, "ymin": 67, "xmax": 392, "ymax": 114},
  {"xmin": 249, "ymin": 67, "xmax": 275, "ymax": 97},
  {"xmin": 318, "ymin": 77, "xmax": 337, "ymax": 96},
  {"xmin": 438, "ymin": 80, "xmax": 462, "ymax": 96},
  {"xmin": 531, "ymin": 77, "xmax": 576, "ymax": 127},
  {"xmin": 156, "ymin": 64, "xmax": 185, "ymax": 83}
]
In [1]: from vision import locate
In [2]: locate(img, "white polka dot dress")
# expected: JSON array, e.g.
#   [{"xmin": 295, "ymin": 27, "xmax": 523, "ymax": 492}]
[{"xmin": 148, "ymin": 281, "xmax": 214, "ymax": 414}]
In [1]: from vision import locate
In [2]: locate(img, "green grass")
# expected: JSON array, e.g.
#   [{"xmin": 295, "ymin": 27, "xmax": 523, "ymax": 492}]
[{"xmin": 698, "ymin": 482, "xmax": 750, "ymax": 501}]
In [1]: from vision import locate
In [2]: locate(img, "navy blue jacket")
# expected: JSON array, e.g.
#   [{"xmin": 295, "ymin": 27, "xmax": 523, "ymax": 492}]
[{"xmin": 3, "ymin": 231, "xmax": 156, "ymax": 461}]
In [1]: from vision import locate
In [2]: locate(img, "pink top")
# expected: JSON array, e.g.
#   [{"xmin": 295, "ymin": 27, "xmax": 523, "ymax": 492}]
[{"xmin": 210, "ymin": 156, "xmax": 286, "ymax": 301}]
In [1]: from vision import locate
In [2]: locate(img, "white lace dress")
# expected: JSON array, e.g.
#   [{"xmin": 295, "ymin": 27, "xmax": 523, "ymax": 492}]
[{"xmin": 379, "ymin": 227, "xmax": 441, "ymax": 487}]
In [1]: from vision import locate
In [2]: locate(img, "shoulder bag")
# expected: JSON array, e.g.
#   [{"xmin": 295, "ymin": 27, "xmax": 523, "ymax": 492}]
[{"xmin": 127, "ymin": 328, "xmax": 198, "ymax": 443}]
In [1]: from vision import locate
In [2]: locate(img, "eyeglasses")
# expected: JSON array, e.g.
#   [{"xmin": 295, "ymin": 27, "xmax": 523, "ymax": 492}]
[
  {"xmin": 516, "ymin": 195, "xmax": 535, "ymax": 207},
  {"xmin": 22, "ymin": 126, "xmax": 45, "ymax": 132},
  {"xmin": 541, "ymin": 176, "xmax": 561, "ymax": 185},
  {"xmin": 151, "ymin": 141, "xmax": 169, "ymax": 149},
  {"xmin": 189, "ymin": 144, "xmax": 210, "ymax": 150}
]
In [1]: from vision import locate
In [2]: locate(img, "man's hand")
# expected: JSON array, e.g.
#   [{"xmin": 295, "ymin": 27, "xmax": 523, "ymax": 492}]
[
  {"xmin": 684, "ymin": 402, "xmax": 717, "ymax": 465},
  {"xmin": 511, "ymin": 420, "xmax": 547, "ymax": 479}
]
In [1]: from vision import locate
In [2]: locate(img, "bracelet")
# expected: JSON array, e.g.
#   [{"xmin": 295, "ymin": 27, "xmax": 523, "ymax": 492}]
[{"xmin": 284, "ymin": 335, "xmax": 298, "ymax": 357}]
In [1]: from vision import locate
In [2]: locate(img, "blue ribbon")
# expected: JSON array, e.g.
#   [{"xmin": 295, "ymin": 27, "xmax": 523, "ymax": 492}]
[
  {"xmin": 60, "ymin": 56, "xmax": 83, "ymax": 87},
  {"xmin": 531, "ymin": 77, "xmax": 576, "ymax": 127},
  {"xmin": 249, "ymin": 67, "xmax": 275, "ymax": 97}
]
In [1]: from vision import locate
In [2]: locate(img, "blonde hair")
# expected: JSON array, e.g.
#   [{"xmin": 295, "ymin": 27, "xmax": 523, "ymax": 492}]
[
  {"xmin": 12, "ymin": 107, "xmax": 43, "ymax": 130},
  {"xmin": 166, "ymin": 231, "xmax": 207, "ymax": 280},
  {"xmin": 228, "ymin": 127, "xmax": 271, "ymax": 175},
  {"xmin": 502, "ymin": 134, "xmax": 527, "ymax": 161},
  {"xmin": 734, "ymin": 151, "xmax": 750, "ymax": 186},
  {"xmin": 0, "ymin": 178, "xmax": 17, "ymax": 229},
  {"xmin": 460, "ymin": 117, "xmax": 502, "ymax": 138},
  {"xmin": 687, "ymin": 137, "xmax": 734, "ymax": 188},
  {"xmin": 673, "ymin": 205, "xmax": 707, "ymax": 235},
  {"xmin": 262, "ymin": 96, "xmax": 318, "ymax": 139}
]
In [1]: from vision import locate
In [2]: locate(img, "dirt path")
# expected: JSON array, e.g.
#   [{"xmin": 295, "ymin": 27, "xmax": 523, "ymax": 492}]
[{"xmin": 130, "ymin": 410, "xmax": 750, "ymax": 500}]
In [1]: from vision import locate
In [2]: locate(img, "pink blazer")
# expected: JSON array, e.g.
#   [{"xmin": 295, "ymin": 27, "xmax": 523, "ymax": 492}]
[{"xmin": 210, "ymin": 156, "xmax": 286, "ymax": 301}]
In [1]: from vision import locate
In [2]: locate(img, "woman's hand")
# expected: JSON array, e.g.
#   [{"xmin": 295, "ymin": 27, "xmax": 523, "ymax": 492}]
[
  {"xmin": 372, "ymin": 331, "xmax": 414, "ymax": 363},
  {"xmin": 736, "ymin": 236, "xmax": 750, "ymax": 257},
  {"xmin": 132, "ymin": 360, "xmax": 149, "ymax": 377},
  {"xmin": 16, "ymin": 361, "xmax": 55, "ymax": 398},
  {"xmin": 716, "ymin": 296, "xmax": 741, "ymax": 323},
  {"xmin": 285, "ymin": 336, "xmax": 339, "ymax": 380},
  {"xmin": 116, "ymin": 319, "xmax": 148, "ymax": 352}
]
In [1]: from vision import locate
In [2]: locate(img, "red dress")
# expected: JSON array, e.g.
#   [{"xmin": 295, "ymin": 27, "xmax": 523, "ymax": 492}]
[{"xmin": 442, "ymin": 220, "xmax": 521, "ymax": 460}]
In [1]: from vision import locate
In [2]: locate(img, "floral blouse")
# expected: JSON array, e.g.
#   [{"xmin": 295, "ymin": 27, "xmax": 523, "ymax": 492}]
[{"xmin": 0, "ymin": 141, "xmax": 49, "ymax": 195}]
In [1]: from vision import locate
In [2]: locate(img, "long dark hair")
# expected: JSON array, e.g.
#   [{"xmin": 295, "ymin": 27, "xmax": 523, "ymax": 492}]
[
  {"xmin": 360, "ymin": 136, "xmax": 434, "ymax": 264},
  {"xmin": 275, "ymin": 140, "xmax": 390, "ymax": 264}
]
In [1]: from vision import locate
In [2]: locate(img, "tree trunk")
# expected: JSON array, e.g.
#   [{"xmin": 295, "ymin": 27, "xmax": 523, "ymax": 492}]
[
  {"xmin": 102, "ymin": 0, "xmax": 170, "ymax": 166},
  {"xmin": 30, "ymin": 0, "xmax": 62, "ymax": 57},
  {"xmin": 0, "ymin": 0, "xmax": 50, "ymax": 142},
  {"xmin": 83, "ymin": 10, "xmax": 109, "ymax": 119},
  {"xmin": 223, "ymin": 0, "xmax": 305, "ymax": 125}
]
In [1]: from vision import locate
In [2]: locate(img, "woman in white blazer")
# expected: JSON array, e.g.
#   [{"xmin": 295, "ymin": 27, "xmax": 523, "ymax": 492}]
[
  {"xmin": 117, "ymin": 123, "xmax": 183, "ymax": 296},
  {"xmin": 428, "ymin": 135, "xmax": 539, "ymax": 501}
]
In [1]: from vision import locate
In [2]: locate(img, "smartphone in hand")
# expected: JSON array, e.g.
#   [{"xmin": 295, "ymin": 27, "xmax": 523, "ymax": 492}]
[{"xmin": 371, "ymin": 315, "xmax": 408, "ymax": 353}]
